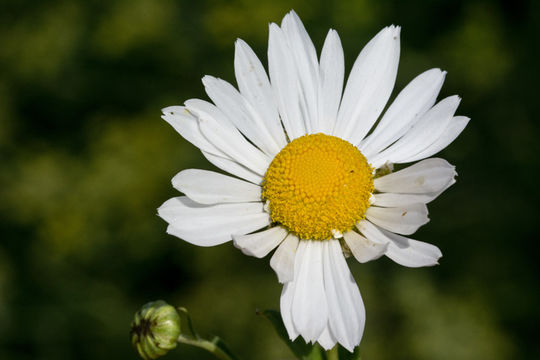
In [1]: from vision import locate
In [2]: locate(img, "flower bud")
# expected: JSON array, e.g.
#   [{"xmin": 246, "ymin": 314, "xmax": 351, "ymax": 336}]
[{"xmin": 131, "ymin": 300, "xmax": 181, "ymax": 360}]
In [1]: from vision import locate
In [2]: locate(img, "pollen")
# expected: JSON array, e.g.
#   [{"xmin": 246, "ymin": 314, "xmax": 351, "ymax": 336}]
[{"xmin": 262, "ymin": 133, "xmax": 374, "ymax": 240}]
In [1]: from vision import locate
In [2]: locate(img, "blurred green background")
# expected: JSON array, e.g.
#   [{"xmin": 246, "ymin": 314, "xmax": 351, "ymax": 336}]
[{"xmin": 1, "ymin": 0, "xmax": 538, "ymax": 359}]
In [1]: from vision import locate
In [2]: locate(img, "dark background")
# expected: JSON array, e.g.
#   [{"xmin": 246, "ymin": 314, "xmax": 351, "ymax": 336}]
[{"xmin": 0, "ymin": 0, "xmax": 538, "ymax": 359}]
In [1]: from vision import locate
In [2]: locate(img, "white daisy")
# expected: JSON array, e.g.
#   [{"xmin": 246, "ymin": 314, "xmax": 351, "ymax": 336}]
[{"xmin": 158, "ymin": 10, "xmax": 469, "ymax": 352}]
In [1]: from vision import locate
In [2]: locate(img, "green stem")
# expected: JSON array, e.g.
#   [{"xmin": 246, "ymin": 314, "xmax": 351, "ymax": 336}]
[
  {"xmin": 177, "ymin": 335, "xmax": 234, "ymax": 360},
  {"xmin": 326, "ymin": 346, "xmax": 339, "ymax": 360}
]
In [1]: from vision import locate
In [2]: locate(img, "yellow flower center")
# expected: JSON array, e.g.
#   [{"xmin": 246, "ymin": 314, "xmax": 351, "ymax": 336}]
[{"xmin": 262, "ymin": 134, "xmax": 374, "ymax": 240}]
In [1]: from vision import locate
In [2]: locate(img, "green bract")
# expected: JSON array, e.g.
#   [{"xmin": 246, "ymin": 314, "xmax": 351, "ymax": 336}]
[{"xmin": 131, "ymin": 300, "xmax": 181, "ymax": 360}]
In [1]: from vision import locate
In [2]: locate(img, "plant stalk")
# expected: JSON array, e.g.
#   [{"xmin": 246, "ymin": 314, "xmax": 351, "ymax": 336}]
[
  {"xmin": 326, "ymin": 346, "xmax": 339, "ymax": 360},
  {"xmin": 177, "ymin": 335, "xmax": 234, "ymax": 360}
]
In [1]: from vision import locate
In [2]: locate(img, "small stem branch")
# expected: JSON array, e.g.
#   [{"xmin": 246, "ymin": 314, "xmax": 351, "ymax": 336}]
[
  {"xmin": 177, "ymin": 335, "xmax": 234, "ymax": 360},
  {"xmin": 326, "ymin": 346, "xmax": 339, "ymax": 360}
]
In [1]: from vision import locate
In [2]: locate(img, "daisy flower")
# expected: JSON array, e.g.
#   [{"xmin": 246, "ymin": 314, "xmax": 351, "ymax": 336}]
[{"xmin": 158, "ymin": 10, "xmax": 469, "ymax": 352}]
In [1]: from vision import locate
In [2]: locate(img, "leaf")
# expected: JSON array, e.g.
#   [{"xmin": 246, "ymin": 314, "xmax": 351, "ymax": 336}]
[
  {"xmin": 177, "ymin": 306, "xmax": 199, "ymax": 338},
  {"xmin": 211, "ymin": 336, "xmax": 241, "ymax": 360},
  {"xmin": 337, "ymin": 345, "xmax": 362, "ymax": 360},
  {"xmin": 257, "ymin": 309, "xmax": 322, "ymax": 359}
]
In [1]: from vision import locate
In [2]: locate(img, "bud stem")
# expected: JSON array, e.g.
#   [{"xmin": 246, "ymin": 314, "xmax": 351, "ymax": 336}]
[{"xmin": 177, "ymin": 335, "xmax": 236, "ymax": 360}]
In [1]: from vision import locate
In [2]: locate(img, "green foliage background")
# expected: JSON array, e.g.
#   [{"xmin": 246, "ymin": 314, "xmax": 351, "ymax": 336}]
[{"xmin": 0, "ymin": 0, "xmax": 538, "ymax": 359}]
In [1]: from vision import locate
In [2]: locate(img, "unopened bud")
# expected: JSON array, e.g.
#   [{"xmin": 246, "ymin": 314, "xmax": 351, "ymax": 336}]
[{"xmin": 131, "ymin": 300, "xmax": 181, "ymax": 360}]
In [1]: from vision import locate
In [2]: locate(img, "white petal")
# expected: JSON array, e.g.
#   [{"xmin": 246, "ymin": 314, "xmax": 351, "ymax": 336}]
[
  {"xmin": 318, "ymin": 29, "xmax": 344, "ymax": 134},
  {"xmin": 292, "ymin": 240, "xmax": 328, "ymax": 342},
  {"xmin": 234, "ymin": 39, "xmax": 287, "ymax": 149},
  {"xmin": 161, "ymin": 106, "xmax": 226, "ymax": 157},
  {"xmin": 158, "ymin": 197, "xmax": 270, "ymax": 246},
  {"xmin": 268, "ymin": 23, "xmax": 306, "ymax": 140},
  {"xmin": 374, "ymin": 158, "xmax": 456, "ymax": 194},
  {"xmin": 323, "ymin": 240, "xmax": 365, "ymax": 352},
  {"xmin": 233, "ymin": 226, "xmax": 288, "ymax": 258},
  {"xmin": 343, "ymin": 230, "xmax": 388, "ymax": 263},
  {"xmin": 360, "ymin": 68, "xmax": 446, "ymax": 157},
  {"xmin": 281, "ymin": 11, "xmax": 319, "ymax": 133},
  {"xmin": 372, "ymin": 178, "xmax": 455, "ymax": 206},
  {"xmin": 172, "ymin": 169, "xmax": 261, "ymax": 204},
  {"xmin": 334, "ymin": 26, "xmax": 400, "ymax": 144},
  {"xmin": 317, "ymin": 326, "xmax": 337, "ymax": 350},
  {"xmin": 202, "ymin": 76, "xmax": 282, "ymax": 156},
  {"xmin": 399, "ymin": 116, "xmax": 470, "ymax": 163},
  {"xmin": 165, "ymin": 215, "xmax": 270, "ymax": 247},
  {"xmin": 202, "ymin": 151, "xmax": 262, "ymax": 185},
  {"xmin": 386, "ymin": 238, "xmax": 442, "ymax": 267},
  {"xmin": 185, "ymin": 99, "xmax": 271, "ymax": 175},
  {"xmin": 280, "ymin": 282, "xmax": 298, "ymax": 339},
  {"xmin": 366, "ymin": 203, "xmax": 429, "ymax": 235},
  {"xmin": 158, "ymin": 196, "xmax": 264, "ymax": 223},
  {"xmin": 371, "ymin": 191, "xmax": 443, "ymax": 208},
  {"xmin": 369, "ymin": 95, "xmax": 460, "ymax": 167},
  {"xmin": 270, "ymin": 233, "xmax": 300, "ymax": 283},
  {"xmin": 357, "ymin": 220, "xmax": 441, "ymax": 267},
  {"xmin": 356, "ymin": 219, "xmax": 390, "ymax": 243}
]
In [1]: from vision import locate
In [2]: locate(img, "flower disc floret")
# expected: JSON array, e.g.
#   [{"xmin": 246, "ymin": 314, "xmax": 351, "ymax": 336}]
[{"xmin": 262, "ymin": 134, "xmax": 374, "ymax": 240}]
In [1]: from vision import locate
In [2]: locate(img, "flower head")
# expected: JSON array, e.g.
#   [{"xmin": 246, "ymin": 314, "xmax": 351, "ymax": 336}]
[
  {"xmin": 159, "ymin": 10, "xmax": 468, "ymax": 352},
  {"xmin": 262, "ymin": 133, "xmax": 374, "ymax": 240}
]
